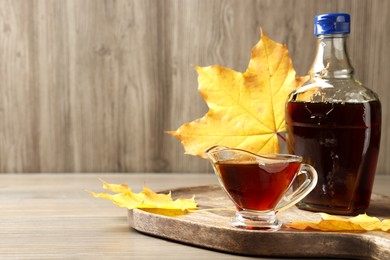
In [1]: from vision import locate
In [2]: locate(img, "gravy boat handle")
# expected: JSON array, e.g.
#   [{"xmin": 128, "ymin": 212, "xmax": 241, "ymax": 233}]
[{"xmin": 276, "ymin": 164, "xmax": 318, "ymax": 213}]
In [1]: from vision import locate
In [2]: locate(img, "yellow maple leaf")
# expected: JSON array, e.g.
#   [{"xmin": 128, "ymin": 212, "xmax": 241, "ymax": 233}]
[
  {"xmin": 89, "ymin": 180, "xmax": 197, "ymax": 216},
  {"xmin": 287, "ymin": 213, "xmax": 390, "ymax": 232},
  {"xmin": 168, "ymin": 30, "xmax": 307, "ymax": 157}
]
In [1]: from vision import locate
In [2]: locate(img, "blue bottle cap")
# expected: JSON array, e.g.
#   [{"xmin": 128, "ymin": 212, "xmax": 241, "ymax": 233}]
[{"xmin": 314, "ymin": 13, "xmax": 350, "ymax": 36}]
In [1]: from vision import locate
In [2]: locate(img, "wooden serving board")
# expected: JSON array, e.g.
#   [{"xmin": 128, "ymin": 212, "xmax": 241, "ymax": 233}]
[{"xmin": 128, "ymin": 185, "xmax": 390, "ymax": 259}]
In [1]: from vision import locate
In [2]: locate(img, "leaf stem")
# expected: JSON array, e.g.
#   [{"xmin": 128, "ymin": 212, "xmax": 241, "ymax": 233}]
[{"xmin": 277, "ymin": 132, "xmax": 287, "ymax": 143}]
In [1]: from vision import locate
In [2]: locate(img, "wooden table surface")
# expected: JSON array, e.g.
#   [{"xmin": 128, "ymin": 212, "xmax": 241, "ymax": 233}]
[{"xmin": 1, "ymin": 173, "xmax": 389, "ymax": 259}]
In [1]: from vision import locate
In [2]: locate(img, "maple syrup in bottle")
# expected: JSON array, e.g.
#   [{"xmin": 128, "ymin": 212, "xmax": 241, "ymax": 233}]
[{"xmin": 285, "ymin": 13, "xmax": 382, "ymax": 215}]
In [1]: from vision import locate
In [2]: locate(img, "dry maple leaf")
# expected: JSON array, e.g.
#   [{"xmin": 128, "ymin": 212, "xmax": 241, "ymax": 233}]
[
  {"xmin": 287, "ymin": 213, "xmax": 390, "ymax": 232},
  {"xmin": 89, "ymin": 180, "xmax": 197, "ymax": 216},
  {"xmin": 168, "ymin": 30, "xmax": 307, "ymax": 157}
]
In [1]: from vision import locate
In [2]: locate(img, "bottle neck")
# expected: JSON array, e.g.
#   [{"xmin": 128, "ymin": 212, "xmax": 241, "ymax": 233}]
[{"xmin": 310, "ymin": 34, "xmax": 354, "ymax": 79}]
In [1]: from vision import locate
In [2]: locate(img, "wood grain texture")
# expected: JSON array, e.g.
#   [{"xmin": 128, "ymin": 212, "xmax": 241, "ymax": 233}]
[
  {"xmin": 0, "ymin": 173, "xmax": 241, "ymax": 259},
  {"xmin": 0, "ymin": 173, "xmax": 388, "ymax": 259},
  {"xmin": 130, "ymin": 185, "xmax": 390, "ymax": 259},
  {"xmin": 0, "ymin": 0, "xmax": 389, "ymax": 173}
]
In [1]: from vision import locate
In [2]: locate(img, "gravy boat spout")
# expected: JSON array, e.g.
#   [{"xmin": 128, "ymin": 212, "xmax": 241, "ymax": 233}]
[{"xmin": 205, "ymin": 145, "xmax": 302, "ymax": 164}]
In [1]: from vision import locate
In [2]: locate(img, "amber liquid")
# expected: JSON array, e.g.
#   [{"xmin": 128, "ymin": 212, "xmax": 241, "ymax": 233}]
[
  {"xmin": 215, "ymin": 161, "xmax": 301, "ymax": 211},
  {"xmin": 286, "ymin": 100, "xmax": 381, "ymax": 215}
]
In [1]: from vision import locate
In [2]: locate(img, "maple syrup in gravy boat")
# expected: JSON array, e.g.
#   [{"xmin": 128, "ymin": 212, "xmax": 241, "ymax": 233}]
[{"xmin": 205, "ymin": 145, "xmax": 318, "ymax": 231}]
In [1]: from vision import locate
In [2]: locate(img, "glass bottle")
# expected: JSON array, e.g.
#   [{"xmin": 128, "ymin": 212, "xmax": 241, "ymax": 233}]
[{"xmin": 285, "ymin": 13, "xmax": 381, "ymax": 215}]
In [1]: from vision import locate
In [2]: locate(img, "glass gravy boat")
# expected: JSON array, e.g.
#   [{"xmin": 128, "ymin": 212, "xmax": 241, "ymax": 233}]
[{"xmin": 206, "ymin": 145, "xmax": 318, "ymax": 231}]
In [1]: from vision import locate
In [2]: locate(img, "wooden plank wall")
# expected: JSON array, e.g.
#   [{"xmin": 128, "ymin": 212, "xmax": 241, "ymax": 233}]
[{"xmin": 0, "ymin": 0, "xmax": 389, "ymax": 174}]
